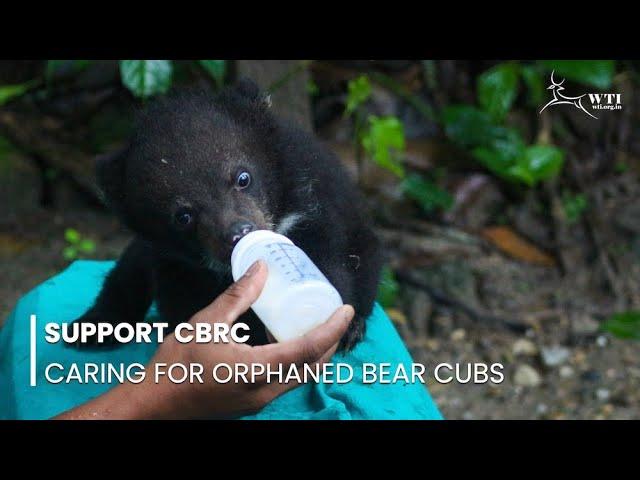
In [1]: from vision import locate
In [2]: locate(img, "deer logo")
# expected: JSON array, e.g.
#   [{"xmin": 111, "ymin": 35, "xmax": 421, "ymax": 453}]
[{"xmin": 539, "ymin": 70, "xmax": 598, "ymax": 119}]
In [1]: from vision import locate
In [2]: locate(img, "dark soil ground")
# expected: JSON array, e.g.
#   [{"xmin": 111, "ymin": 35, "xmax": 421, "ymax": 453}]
[{"xmin": 3, "ymin": 148, "xmax": 639, "ymax": 419}]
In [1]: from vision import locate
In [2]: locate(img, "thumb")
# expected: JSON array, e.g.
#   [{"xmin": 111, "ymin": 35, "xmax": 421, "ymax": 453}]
[{"xmin": 254, "ymin": 304, "xmax": 355, "ymax": 367}]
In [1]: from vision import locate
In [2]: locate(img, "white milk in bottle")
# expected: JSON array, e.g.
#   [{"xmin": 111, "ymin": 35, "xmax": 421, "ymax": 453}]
[{"xmin": 230, "ymin": 230, "xmax": 343, "ymax": 342}]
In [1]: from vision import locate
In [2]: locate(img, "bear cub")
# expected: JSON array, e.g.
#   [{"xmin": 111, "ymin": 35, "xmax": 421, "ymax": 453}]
[{"xmin": 73, "ymin": 79, "xmax": 383, "ymax": 350}]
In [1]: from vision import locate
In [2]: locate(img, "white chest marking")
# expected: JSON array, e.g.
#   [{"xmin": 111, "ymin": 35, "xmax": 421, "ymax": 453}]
[{"xmin": 276, "ymin": 213, "xmax": 304, "ymax": 235}]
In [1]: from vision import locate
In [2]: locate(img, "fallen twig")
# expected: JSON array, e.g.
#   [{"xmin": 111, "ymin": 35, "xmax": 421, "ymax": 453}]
[
  {"xmin": 376, "ymin": 226, "xmax": 482, "ymax": 260},
  {"xmin": 395, "ymin": 270, "xmax": 528, "ymax": 333}
]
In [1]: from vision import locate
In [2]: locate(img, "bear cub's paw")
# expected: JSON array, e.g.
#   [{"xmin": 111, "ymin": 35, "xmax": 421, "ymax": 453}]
[{"xmin": 338, "ymin": 314, "xmax": 366, "ymax": 352}]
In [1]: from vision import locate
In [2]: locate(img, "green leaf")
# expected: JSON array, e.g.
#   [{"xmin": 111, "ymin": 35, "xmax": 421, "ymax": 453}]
[
  {"xmin": 602, "ymin": 311, "xmax": 640, "ymax": 340},
  {"xmin": 441, "ymin": 105, "xmax": 505, "ymax": 149},
  {"xmin": 199, "ymin": 60, "xmax": 226, "ymax": 85},
  {"xmin": 402, "ymin": 174, "xmax": 453, "ymax": 214},
  {"xmin": 521, "ymin": 65, "xmax": 544, "ymax": 106},
  {"xmin": 63, "ymin": 246, "xmax": 77, "ymax": 261},
  {"xmin": 562, "ymin": 192, "xmax": 588, "ymax": 224},
  {"xmin": 539, "ymin": 60, "xmax": 615, "ymax": 90},
  {"xmin": 507, "ymin": 164, "xmax": 536, "ymax": 186},
  {"xmin": 613, "ymin": 160, "xmax": 629, "ymax": 173},
  {"xmin": 377, "ymin": 266, "xmax": 400, "ymax": 308},
  {"xmin": 516, "ymin": 145, "xmax": 565, "ymax": 185},
  {"xmin": 477, "ymin": 63, "xmax": 520, "ymax": 121},
  {"xmin": 615, "ymin": 161, "xmax": 628, "ymax": 173},
  {"xmin": 78, "ymin": 239, "xmax": 96, "ymax": 253},
  {"xmin": 473, "ymin": 146, "xmax": 521, "ymax": 183},
  {"xmin": 0, "ymin": 81, "xmax": 36, "ymax": 106},
  {"xmin": 443, "ymin": 104, "xmax": 544, "ymax": 185},
  {"xmin": 489, "ymin": 126, "xmax": 527, "ymax": 159},
  {"xmin": 306, "ymin": 79, "xmax": 320, "ymax": 97},
  {"xmin": 472, "ymin": 127, "xmax": 526, "ymax": 177},
  {"xmin": 64, "ymin": 228, "xmax": 80, "ymax": 244},
  {"xmin": 120, "ymin": 60, "xmax": 173, "ymax": 99},
  {"xmin": 471, "ymin": 133, "xmax": 563, "ymax": 187},
  {"xmin": 345, "ymin": 75, "xmax": 372, "ymax": 116},
  {"xmin": 361, "ymin": 115, "xmax": 406, "ymax": 178}
]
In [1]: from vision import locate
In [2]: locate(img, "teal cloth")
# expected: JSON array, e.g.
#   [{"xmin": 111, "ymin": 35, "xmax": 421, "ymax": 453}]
[{"xmin": 0, "ymin": 261, "xmax": 442, "ymax": 420}]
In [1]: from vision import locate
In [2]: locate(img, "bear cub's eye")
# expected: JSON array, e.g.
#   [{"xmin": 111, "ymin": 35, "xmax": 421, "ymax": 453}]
[
  {"xmin": 236, "ymin": 171, "xmax": 251, "ymax": 189},
  {"xmin": 174, "ymin": 208, "xmax": 195, "ymax": 229}
]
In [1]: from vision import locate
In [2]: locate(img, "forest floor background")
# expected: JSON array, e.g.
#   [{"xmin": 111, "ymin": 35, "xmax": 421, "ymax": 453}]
[{"xmin": 2, "ymin": 147, "xmax": 639, "ymax": 419}]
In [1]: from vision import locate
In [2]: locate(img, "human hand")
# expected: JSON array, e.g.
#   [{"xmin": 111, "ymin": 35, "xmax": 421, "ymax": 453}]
[{"xmin": 55, "ymin": 259, "xmax": 354, "ymax": 419}]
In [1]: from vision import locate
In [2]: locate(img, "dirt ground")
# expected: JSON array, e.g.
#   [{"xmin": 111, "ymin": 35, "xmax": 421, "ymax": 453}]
[{"xmin": 2, "ymin": 150, "xmax": 639, "ymax": 420}]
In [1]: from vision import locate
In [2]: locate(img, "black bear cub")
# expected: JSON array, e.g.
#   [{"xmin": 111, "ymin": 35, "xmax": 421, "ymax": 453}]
[{"xmin": 74, "ymin": 79, "xmax": 383, "ymax": 350}]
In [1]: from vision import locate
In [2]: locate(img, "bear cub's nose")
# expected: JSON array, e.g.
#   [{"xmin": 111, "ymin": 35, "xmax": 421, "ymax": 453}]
[{"xmin": 230, "ymin": 222, "xmax": 256, "ymax": 244}]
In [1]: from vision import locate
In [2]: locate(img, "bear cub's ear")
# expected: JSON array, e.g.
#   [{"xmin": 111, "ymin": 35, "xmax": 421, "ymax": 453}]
[
  {"xmin": 233, "ymin": 77, "xmax": 272, "ymax": 109},
  {"xmin": 96, "ymin": 146, "xmax": 128, "ymax": 213}
]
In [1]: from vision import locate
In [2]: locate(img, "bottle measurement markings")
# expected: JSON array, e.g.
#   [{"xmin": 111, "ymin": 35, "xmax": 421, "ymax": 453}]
[{"xmin": 278, "ymin": 243, "xmax": 305, "ymax": 281}]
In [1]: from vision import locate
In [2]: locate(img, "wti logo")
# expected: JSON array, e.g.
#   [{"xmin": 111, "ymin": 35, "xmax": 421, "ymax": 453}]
[{"xmin": 539, "ymin": 70, "xmax": 621, "ymax": 119}]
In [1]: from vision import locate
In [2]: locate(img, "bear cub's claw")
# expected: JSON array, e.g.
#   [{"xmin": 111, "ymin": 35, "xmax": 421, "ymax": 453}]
[{"xmin": 338, "ymin": 315, "xmax": 366, "ymax": 352}]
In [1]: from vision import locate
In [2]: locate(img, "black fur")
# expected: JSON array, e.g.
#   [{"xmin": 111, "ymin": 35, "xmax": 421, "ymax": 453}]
[{"xmin": 73, "ymin": 79, "xmax": 383, "ymax": 350}]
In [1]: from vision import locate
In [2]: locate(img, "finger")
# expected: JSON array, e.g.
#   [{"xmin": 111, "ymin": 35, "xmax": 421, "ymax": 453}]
[
  {"xmin": 256, "ymin": 338, "xmax": 341, "ymax": 405},
  {"xmin": 254, "ymin": 304, "xmax": 354, "ymax": 368},
  {"xmin": 191, "ymin": 260, "xmax": 267, "ymax": 327},
  {"xmin": 266, "ymin": 329, "xmax": 276, "ymax": 344}
]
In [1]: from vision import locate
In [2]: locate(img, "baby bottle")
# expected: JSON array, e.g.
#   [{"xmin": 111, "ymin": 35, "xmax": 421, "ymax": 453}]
[{"xmin": 230, "ymin": 230, "xmax": 344, "ymax": 342}]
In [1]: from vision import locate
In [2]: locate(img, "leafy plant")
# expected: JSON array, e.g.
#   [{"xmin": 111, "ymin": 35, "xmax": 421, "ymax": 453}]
[
  {"xmin": 306, "ymin": 79, "xmax": 320, "ymax": 97},
  {"xmin": 520, "ymin": 64, "xmax": 544, "ymax": 106},
  {"xmin": 120, "ymin": 60, "xmax": 173, "ymax": 99},
  {"xmin": 443, "ymin": 103, "xmax": 564, "ymax": 186},
  {"xmin": 441, "ymin": 60, "xmax": 573, "ymax": 187},
  {"xmin": 442, "ymin": 105, "xmax": 503, "ymax": 148},
  {"xmin": 477, "ymin": 62, "xmax": 520, "ymax": 122},
  {"xmin": 509, "ymin": 145, "xmax": 565, "ymax": 186},
  {"xmin": 615, "ymin": 161, "xmax": 628, "ymax": 173},
  {"xmin": 562, "ymin": 191, "xmax": 588, "ymax": 224},
  {"xmin": 63, "ymin": 228, "xmax": 96, "ymax": 261},
  {"xmin": 402, "ymin": 174, "xmax": 453, "ymax": 214},
  {"xmin": 345, "ymin": 74, "xmax": 453, "ymax": 215},
  {"xmin": 0, "ymin": 80, "xmax": 38, "ymax": 106},
  {"xmin": 361, "ymin": 115, "xmax": 406, "ymax": 178},
  {"xmin": 344, "ymin": 62, "xmax": 612, "ymax": 217},
  {"xmin": 539, "ymin": 60, "xmax": 615, "ymax": 90},
  {"xmin": 441, "ymin": 61, "xmax": 619, "ymax": 187},
  {"xmin": 359, "ymin": 114, "xmax": 452, "ymax": 214},
  {"xmin": 345, "ymin": 75, "xmax": 372, "ymax": 116},
  {"xmin": 476, "ymin": 143, "xmax": 564, "ymax": 187},
  {"xmin": 377, "ymin": 265, "xmax": 400, "ymax": 308},
  {"xmin": 601, "ymin": 311, "xmax": 640, "ymax": 340}
]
